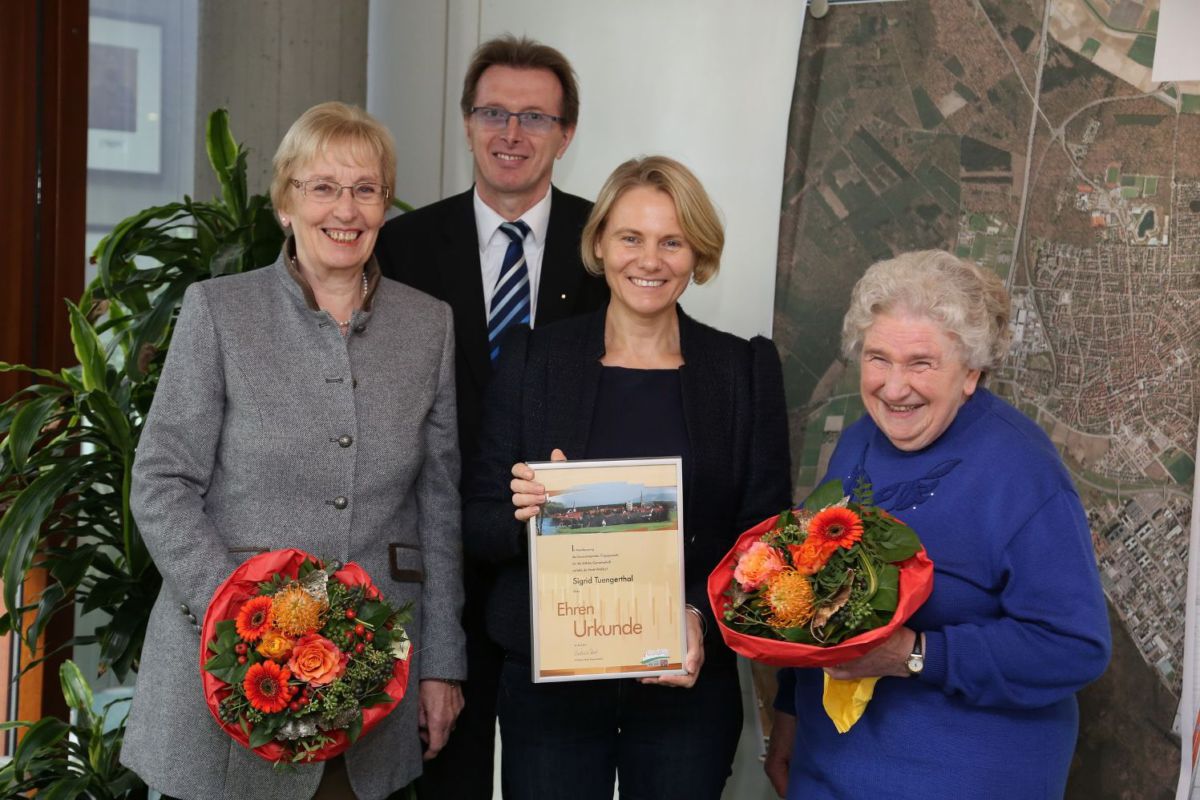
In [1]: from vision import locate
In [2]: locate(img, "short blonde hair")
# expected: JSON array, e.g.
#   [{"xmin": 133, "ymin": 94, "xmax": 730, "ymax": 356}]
[
  {"xmin": 270, "ymin": 101, "xmax": 397, "ymax": 215},
  {"xmin": 841, "ymin": 250, "xmax": 1011, "ymax": 370},
  {"xmin": 581, "ymin": 156, "xmax": 724, "ymax": 285}
]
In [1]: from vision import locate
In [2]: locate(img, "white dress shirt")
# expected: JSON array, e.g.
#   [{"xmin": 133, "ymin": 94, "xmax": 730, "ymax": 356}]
[{"xmin": 475, "ymin": 187, "xmax": 552, "ymax": 327}]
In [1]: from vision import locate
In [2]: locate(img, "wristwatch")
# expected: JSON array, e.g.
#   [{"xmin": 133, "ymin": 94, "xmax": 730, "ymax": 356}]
[{"xmin": 905, "ymin": 632, "xmax": 925, "ymax": 675}]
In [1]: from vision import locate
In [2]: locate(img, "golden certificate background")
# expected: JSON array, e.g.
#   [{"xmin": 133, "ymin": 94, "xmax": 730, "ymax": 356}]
[{"xmin": 528, "ymin": 460, "xmax": 686, "ymax": 682}]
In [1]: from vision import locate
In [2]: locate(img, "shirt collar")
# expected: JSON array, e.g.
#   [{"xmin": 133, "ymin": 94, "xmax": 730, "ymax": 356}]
[{"xmin": 473, "ymin": 186, "xmax": 553, "ymax": 250}]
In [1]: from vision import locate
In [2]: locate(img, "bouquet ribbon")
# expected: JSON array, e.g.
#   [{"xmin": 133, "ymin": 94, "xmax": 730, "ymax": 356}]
[{"xmin": 822, "ymin": 675, "xmax": 878, "ymax": 733}]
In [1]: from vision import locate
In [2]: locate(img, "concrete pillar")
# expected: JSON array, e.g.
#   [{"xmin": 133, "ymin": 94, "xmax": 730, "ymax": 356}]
[{"xmin": 194, "ymin": 0, "xmax": 369, "ymax": 202}]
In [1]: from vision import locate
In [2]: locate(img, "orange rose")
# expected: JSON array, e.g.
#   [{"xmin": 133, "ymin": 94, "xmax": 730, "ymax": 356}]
[
  {"xmin": 256, "ymin": 630, "xmax": 295, "ymax": 661},
  {"xmin": 788, "ymin": 539, "xmax": 834, "ymax": 576},
  {"xmin": 287, "ymin": 633, "xmax": 348, "ymax": 686}
]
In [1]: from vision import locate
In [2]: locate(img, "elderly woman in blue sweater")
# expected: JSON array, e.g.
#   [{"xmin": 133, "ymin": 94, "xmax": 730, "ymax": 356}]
[{"xmin": 766, "ymin": 250, "xmax": 1110, "ymax": 799}]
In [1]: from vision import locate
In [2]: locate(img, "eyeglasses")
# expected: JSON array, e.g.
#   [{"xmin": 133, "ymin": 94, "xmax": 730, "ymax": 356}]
[
  {"xmin": 289, "ymin": 178, "xmax": 391, "ymax": 205},
  {"xmin": 469, "ymin": 106, "xmax": 566, "ymax": 134}
]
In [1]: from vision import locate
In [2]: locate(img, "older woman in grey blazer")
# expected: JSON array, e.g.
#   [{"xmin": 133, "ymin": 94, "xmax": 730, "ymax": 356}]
[{"xmin": 121, "ymin": 102, "xmax": 466, "ymax": 800}]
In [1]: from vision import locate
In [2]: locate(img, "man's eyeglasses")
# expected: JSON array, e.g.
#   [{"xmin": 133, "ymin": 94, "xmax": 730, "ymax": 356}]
[
  {"xmin": 289, "ymin": 178, "xmax": 391, "ymax": 205},
  {"xmin": 470, "ymin": 106, "xmax": 566, "ymax": 134}
]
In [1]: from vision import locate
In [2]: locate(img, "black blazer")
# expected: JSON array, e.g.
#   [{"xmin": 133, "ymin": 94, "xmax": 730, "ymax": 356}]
[
  {"xmin": 374, "ymin": 186, "xmax": 610, "ymax": 466},
  {"xmin": 463, "ymin": 306, "xmax": 793, "ymax": 667}
]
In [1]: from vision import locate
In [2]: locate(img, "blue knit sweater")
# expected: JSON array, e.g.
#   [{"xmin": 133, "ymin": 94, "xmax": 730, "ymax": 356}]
[{"xmin": 777, "ymin": 388, "xmax": 1111, "ymax": 799}]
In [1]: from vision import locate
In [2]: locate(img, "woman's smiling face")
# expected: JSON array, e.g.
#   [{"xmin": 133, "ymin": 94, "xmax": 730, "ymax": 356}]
[
  {"xmin": 859, "ymin": 311, "xmax": 981, "ymax": 452},
  {"xmin": 286, "ymin": 146, "xmax": 386, "ymax": 275},
  {"xmin": 595, "ymin": 186, "xmax": 695, "ymax": 321}
]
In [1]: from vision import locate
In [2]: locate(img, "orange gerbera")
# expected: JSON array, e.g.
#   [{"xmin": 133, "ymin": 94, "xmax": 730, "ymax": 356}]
[
  {"xmin": 235, "ymin": 596, "xmax": 274, "ymax": 642},
  {"xmin": 807, "ymin": 507, "xmax": 864, "ymax": 552},
  {"xmin": 788, "ymin": 539, "xmax": 833, "ymax": 576},
  {"xmin": 272, "ymin": 584, "xmax": 326, "ymax": 637},
  {"xmin": 243, "ymin": 660, "xmax": 295, "ymax": 713},
  {"xmin": 764, "ymin": 569, "xmax": 816, "ymax": 629}
]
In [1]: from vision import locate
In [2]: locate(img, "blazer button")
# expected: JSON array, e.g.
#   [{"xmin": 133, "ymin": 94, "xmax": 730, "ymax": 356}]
[
  {"xmin": 187, "ymin": 614, "xmax": 197, "ymax": 625},
  {"xmin": 353, "ymin": 324, "xmax": 366, "ymax": 334},
  {"xmin": 180, "ymin": 604, "xmax": 190, "ymax": 615},
  {"xmin": 332, "ymin": 496, "xmax": 349, "ymax": 510},
  {"xmin": 337, "ymin": 435, "xmax": 353, "ymax": 448}
]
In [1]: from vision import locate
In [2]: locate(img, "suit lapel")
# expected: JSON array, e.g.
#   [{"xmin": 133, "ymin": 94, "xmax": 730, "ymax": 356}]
[
  {"xmin": 536, "ymin": 186, "xmax": 589, "ymax": 327},
  {"xmin": 438, "ymin": 190, "xmax": 492, "ymax": 392},
  {"xmin": 677, "ymin": 309, "xmax": 726, "ymax": 511}
]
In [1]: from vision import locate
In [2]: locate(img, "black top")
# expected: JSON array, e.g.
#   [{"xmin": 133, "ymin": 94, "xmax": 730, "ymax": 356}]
[{"xmin": 585, "ymin": 367, "xmax": 691, "ymax": 466}]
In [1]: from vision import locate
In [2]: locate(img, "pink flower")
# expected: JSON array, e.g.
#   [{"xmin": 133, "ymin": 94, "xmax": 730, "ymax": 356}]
[{"xmin": 733, "ymin": 541, "xmax": 786, "ymax": 591}]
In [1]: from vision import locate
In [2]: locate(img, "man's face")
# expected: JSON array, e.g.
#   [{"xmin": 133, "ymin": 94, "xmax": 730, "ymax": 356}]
[{"xmin": 464, "ymin": 65, "xmax": 575, "ymax": 217}]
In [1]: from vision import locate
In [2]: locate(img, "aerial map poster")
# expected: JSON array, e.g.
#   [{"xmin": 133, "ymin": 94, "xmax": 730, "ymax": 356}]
[{"xmin": 773, "ymin": 1, "xmax": 1197, "ymax": 796}]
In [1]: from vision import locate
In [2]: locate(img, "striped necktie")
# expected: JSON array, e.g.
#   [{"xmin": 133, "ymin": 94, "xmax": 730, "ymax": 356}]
[{"xmin": 487, "ymin": 220, "xmax": 532, "ymax": 362}]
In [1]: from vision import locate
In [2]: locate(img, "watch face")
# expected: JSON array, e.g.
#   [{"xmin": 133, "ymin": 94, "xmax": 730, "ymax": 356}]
[{"xmin": 906, "ymin": 654, "xmax": 924, "ymax": 674}]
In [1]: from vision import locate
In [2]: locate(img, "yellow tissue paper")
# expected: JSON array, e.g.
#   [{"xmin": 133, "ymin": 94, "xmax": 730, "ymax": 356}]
[{"xmin": 822, "ymin": 674, "xmax": 879, "ymax": 733}]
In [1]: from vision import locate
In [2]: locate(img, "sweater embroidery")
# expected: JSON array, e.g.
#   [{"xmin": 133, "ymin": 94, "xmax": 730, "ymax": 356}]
[{"xmin": 845, "ymin": 442, "xmax": 963, "ymax": 512}]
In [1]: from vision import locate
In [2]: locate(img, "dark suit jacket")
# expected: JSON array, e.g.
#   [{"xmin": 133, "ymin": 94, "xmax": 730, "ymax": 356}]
[
  {"xmin": 374, "ymin": 186, "xmax": 610, "ymax": 467},
  {"xmin": 462, "ymin": 306, "xmax": 793, "ymax": 669}
]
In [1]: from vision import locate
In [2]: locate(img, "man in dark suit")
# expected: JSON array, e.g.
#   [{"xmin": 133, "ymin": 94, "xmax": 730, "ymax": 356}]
[{"xmin": 374, "ymin": 35, "xmax": 609, "ymax": 799}]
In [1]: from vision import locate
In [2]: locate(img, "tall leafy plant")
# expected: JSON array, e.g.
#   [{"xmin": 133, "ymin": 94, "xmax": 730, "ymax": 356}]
[{"xmin": 0, "ymin": 110, "xmax": 284, "ymax": 682}]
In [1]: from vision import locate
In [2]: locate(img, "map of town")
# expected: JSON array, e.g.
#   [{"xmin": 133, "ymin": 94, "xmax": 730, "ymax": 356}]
[{"xmin": 773, "ymin": 0, "xmax": 1197, "ymax": 791}]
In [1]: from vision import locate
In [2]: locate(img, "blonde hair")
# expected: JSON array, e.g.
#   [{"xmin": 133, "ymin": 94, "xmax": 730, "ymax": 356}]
[
  {"xmin": 270, "ymin": 101, "xmax": 397, "ymax": 215},
  {"xmin": 581, "ymin": 156, "xmax": 724, "ymax": 284},
  {"xmin": 841, "ymin": 250, "xmax": 1011, "ymax": 370}
]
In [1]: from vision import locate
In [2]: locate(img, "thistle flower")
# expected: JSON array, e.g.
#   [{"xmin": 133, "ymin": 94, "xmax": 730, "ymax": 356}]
[
  {"xmin": 272, "ymin": 584, "xmax": 326, "ymax": 637},
  {"xmin": 765, "ymin": 569, "xmax": 816, "ymax": 629}
]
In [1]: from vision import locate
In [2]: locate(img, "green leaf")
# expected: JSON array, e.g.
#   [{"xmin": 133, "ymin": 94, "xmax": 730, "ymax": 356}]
[
  {"xmin": 802, "ymin": 479, "xmax": 846, "ymax": 512},
  {"xmin": 66, "ymin": 301, "xmax": 107, "ymax": 393},
  {"xmin": 59, "ymin": 660, "xmax": 95, "ymax": 716},
  {"xmin": 6, "ymin": 394, "xmax": 63, "ymax": 470},
  {"xmin": 359, "ymin": 691, "xmax": 393, "ymax": 708},
  {"xmin": 2, "ymin": 462, "xmax": 85, "ymax": 637},
  {"xmin": 346, "ymin": 710, "xmax": 364, "ymax": 744},
  {"xmin": 13, "ymin": 716, "xmax": 70, "ymax": 775},
  {"xmin": 27, "ymin": 582, "xmax": 69, "ymax": 645},
  {"xmin": 125, "ymin": 279, "xmax": 190, "ymax": 382},
  {"xmin": 863, "ymin": 513, "xmax": 921, "ymax": 562},
  {"xmin": 206, "ymin": 109, "xmax": 238, "ymax": 182},
  {"xmin": 869, "ymin": 563, "xmax": 899, "ymax": 613},
  {"xmin": 36, "ymin": 775, "xmax": 92, "ymax": 800},
  {"xmin": 0, "ymin": 361, "xmax": 63, "ymax": 380},
  {"xmin": 247, "ymin": 722, "xmax": 276, "ymax": 749}
]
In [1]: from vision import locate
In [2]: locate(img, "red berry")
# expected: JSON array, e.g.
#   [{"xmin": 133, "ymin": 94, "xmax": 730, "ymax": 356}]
[
  {"xmin": 235, "ymin": 642, "xmax": 248, "ymax": 655},
  {"xmin": 298, "ymin": 695, "xmax": 309, "ymax": 706},
  {"xmin": 384, "ymin": 622, "xmax": 394, "ymax": 631},
  {"xmin": 344, "ymin": 631, "xmax": 354, "ymax": 641},
  {"xmin": 289, "ymin": 700, "xmax": 302, "ymax": 713},
  {"xmin": 237, "ymin": 655, "xmax": 247, "ymax": 665},
  {"xmin": 355, "ymin": 642, "xmax": 365, "ymax": 654},
  {"xmin": 344, "ymin": 609, "xmax": 357, "ymax": 620},
  {"xmin": 365, "ymin": 631, "xmax": 374, "ymax": 642},
  {"xmin": 354, "ymin": 624, "xmax": 365, "ymax": 636}
]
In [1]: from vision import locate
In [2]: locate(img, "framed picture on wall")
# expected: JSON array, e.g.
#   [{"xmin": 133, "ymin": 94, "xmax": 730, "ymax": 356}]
[{"xmin": 88, "ymin": 16, "xmax": 162, "ymax": 174}]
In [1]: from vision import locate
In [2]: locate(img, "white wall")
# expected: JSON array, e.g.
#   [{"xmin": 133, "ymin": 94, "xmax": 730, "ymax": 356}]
[{"xmin": 367, "ymin": 0, "xmax": 804, "ymax": 339}]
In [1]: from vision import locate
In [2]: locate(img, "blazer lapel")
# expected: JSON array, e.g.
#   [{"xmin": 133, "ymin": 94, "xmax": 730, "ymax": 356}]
[
  {"xmin": 677, "ymin": 308, "xmax": 728, "ymax": 513},
  {"xmin": 544, "ymin": 309, "xmax": 606, "ymax": 460},
  {"xmin": 437, "ymin": 190, "xmax": 491, "ymax": 392}
]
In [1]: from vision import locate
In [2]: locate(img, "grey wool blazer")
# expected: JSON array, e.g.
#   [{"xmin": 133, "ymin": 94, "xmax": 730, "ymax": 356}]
[{"xmin": 121, "ymin": 250, "xmax": 466, "ymax": 800}]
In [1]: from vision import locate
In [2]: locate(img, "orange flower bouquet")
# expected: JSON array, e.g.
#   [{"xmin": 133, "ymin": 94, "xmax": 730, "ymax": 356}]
[
  {"xmin": 707, "ymin": 480, "xmax": 933, "ymax": 668},
  {"xmin": 200, "ymin": 549, "xmax": 411, "ymax": 767}
]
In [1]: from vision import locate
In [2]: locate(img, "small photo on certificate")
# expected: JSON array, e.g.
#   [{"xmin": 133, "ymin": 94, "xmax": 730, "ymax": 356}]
[{"xmin": 526, "ymin": 457, "xmax": 687, "ymax": 683}]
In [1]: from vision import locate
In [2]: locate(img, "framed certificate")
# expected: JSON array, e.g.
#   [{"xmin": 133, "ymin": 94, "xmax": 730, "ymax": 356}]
[{"xmin": 527, "ymin": 457, "xmax": 688, "ymax": 683}]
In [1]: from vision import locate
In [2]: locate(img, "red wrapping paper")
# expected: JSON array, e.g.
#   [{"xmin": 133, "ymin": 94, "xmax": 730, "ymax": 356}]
[
  {"xmin": 707, "ymin": 515, "xmax": 934, "ymax": 667},
  {"xmin": 199, "ymin": 548, "xmax": 410, "ymax": 762}
]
